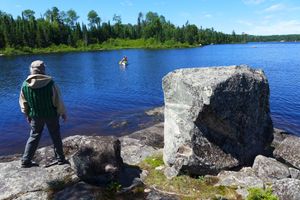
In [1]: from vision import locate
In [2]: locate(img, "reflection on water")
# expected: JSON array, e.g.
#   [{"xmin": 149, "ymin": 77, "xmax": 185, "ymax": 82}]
[{"xmin": 0, "ymin": 42, "xmax": 300, "ymax": 155}]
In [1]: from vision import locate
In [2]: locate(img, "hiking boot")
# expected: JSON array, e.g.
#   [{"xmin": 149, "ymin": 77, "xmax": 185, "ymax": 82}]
[{"xmin": 21, "ymin": 161, "xmax": 39, "ymax": 168}]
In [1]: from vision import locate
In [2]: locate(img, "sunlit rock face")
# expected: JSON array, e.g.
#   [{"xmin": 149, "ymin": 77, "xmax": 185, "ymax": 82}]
[{"xmin": 162, "ymin": 65, "xmax": 273, "ymax": 176}]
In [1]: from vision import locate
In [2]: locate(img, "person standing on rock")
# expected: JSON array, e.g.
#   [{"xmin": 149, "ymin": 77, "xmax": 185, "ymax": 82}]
[{"xmin": 19, "ymin": 60, "xmax": 67, "ymax": 168}]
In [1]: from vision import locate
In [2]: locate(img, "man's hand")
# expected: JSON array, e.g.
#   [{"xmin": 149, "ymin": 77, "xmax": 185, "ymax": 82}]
[
  {"xmin": 61, "ymin": 114, "xmax": 67, "ymax": 123},
  {"xmin": 26, "ymin": 116, "xmax": 31, "ymax": 123}
]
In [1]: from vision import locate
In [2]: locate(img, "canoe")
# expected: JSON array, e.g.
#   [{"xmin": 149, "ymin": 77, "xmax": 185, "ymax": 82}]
[{"xmin": 119, "ymin": 61, "xmax": 128, "ymax": 66}]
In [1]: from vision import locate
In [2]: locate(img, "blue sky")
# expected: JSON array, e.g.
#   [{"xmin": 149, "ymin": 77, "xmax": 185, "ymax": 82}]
[{"xmin": 1, "ymin": 0, "xmax": 300, "ymax": 35}]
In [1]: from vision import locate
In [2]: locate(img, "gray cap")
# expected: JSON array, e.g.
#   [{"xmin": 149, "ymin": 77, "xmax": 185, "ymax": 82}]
[{"xmin": 30, "ymin": 60, "xmax": 45, "ymax": 74}]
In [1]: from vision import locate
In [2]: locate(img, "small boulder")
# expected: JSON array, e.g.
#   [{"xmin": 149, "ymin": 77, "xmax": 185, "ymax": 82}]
[
  {"xmin": 216, "ymin": 167, "xmax": 264, "ymax": 199},
  {"xmin": 216, "ymin": 167, "xmax": 264, "ymax": 188},
  {"xmin": 273, "ymin": 135, "xmax": 300, "ymax": 169},
  {"xmin": 272, "ymin": 178, "xmax": 300, "ymax": 200},
  {"xmin": 252, "ymin": 155, "xmax": 290, "ymax": 182}
]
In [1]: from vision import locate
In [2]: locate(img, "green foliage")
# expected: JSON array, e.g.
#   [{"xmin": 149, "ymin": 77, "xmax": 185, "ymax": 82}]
[
  {"xmin": 0, "ymin": 8, "xmax": 255, "ymax": 55},
  {"xmin": 139, "ymin": 154, "xmax": 239, "ymax": 200},
  {"xmin": 246, "ymin": 188, "xmax": 279, "ymax": 200},
  {"xmin": 143, "ymin": 154, "xmax": 165, "ymax": 168}
]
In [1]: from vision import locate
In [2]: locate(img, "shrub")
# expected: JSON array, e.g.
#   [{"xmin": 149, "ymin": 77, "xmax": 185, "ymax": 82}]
[{"xmin": 246, "ymin": 187, "xmax": 279, "ymax": 200}]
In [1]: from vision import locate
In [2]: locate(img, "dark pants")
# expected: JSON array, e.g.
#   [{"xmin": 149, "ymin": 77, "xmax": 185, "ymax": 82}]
[{"xmin": 22, "ymin": 116, "xmax": 65, "ymax": 164}]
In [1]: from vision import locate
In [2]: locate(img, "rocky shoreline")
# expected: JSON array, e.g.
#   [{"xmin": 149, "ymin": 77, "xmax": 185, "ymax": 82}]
[
  {"xmin": 1, "ymin": 108, "xmax": 299, "ymax": 200},
  {"xmin": 1, "ymin": 66, "xmax": 300, "ymax": 200}
]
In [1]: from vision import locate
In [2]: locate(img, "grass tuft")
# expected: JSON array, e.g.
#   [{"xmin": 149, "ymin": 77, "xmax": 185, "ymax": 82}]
[
  {"xmin": 246, "ymin": 187, "xmax": 279, "ymax": 200},
  {"xmin": 139, "ymin": 153, "xmax": 240, "ymax": 200}
]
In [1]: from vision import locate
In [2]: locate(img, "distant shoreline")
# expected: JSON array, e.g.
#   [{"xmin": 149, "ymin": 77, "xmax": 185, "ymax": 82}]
[
  {"xmin": 1, "ymin": 40, "xmax": 298, "ymax": 57},
  {"xmin": 0, "ymin": 38, "xmax": 197, "ymax": 57}
]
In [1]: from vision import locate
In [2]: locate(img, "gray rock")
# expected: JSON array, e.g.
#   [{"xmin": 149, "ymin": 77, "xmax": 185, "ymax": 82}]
[
  {"xmin": 289, "ymin": 168, "xmax": 300, "ymax": 180},
  {"xmin": 274, "ymin": 135, "xmax": 300, "ymax": 169},
  {"xmin": 108, "ymin": 120, "xmax": 129, "ymax": 128},
  {"xmin": 216, "ymin": 167, "xmax": 264, "ymax": 188},
  {"xmin": 53, "ymin": 181, "xmax": 101, "ymax": 200},
  {"xmin": 163, "ymin": 66, "xmax": 273, "ymax": 176},
  {"xmin": 252, "ymin": 155, "xmax": 290, "ymax": 182},
  {"xmin": 271, "ymin": 128, "xmax": 289, "ymax": 149},
  {"xmin": 120, "ymin": 123, "xmax": 164, "ymax": 165},
  {"xmin": 0, "ymin": 154, "xmax": 22, "ymax": 163},
  {"xmin": 15, "ymin": 191, "xmax": 48, "ymax": 200},
  {"xmin": 146, "ymin": 189, "xmax": 179, "ymax": 200},
  {"xmin": 0, "ymin": 160, "xmax": 78, "ymax": 200},
  {"xmin": 70, "ymin": 136, "xmax": 123, "ymax": 185},
  {"xmin": 124, "ymin": 122, "xmax": 164, "ymax": 148},
  {"xmin": 216, "ymin": 167, "xmax": 264, "ymax": 199},
  {"xmin": 272, "ymin": 178, "xmax": 300, "ymax": 200},
  {"xmin": 145, "ymin": 106, "xmax": 164, "ymax": 117}
]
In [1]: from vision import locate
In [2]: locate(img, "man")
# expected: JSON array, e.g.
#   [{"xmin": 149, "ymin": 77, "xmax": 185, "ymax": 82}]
[{"xmin": 19, "ymin": 60, "xmax": 67, "ymax": 168}]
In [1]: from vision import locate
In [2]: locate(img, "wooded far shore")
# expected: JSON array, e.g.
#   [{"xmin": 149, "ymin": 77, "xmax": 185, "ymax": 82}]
[{"xmin": 1, "ymin": 7, "xmax": 300, "ymax": 56}]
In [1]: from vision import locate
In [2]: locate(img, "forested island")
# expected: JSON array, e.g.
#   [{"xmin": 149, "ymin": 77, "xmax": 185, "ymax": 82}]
[{"xmin": 0, "ymin": 7, "xmax": 300, "ymax": 56}]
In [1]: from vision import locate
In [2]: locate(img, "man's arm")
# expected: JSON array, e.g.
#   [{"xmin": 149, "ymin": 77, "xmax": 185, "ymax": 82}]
[
  {"xmin": 19, "ymin": 89, "xmax": 31, "ymax": 123},
  {"xmin": 52, "ymin": 84, "xmax": 67, "ymax": 122}
]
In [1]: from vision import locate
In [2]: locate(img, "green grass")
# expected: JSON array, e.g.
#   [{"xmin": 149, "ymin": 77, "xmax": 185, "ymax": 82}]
[
  {"xmin": 139, "ymin": 153, "xmax": 240, "ymax": 200},
  {"xmin": 0, "ymin": 38, "xmax": 195, "ymax": 56},
  {"xmin": 246, "ymin": 188, "xmax": 279, "ymax": 200}
]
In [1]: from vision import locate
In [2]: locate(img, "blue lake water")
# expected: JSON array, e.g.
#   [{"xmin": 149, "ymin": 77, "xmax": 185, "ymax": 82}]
[{"xmin": 0, "ymin": 42, "xmax": 300, "ymax": 155}]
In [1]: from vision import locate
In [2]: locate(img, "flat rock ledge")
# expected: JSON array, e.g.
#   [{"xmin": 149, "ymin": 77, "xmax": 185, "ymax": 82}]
[{"xmin": 0, "ymin": 122, "xmax": 165, "ymax": 200}]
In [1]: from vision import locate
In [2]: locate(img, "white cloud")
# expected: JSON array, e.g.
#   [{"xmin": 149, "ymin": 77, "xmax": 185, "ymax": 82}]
[
  {"xmin": 264, "ymin": 3, "xmax": 285, "ymax": 12},
  {"xmin": 243, "ymin": 0, "xmax": 265, "ymax": 5},
  {"xmin": 248, "ymin": 20, "xmax": 300, "ymax": 35},
  {"xmin": 120, "ymin": 0, "xmax": 133, "ymax": 7}
]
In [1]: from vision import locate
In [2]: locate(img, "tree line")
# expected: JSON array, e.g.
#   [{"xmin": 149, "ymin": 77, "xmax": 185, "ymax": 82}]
[
  {"xmin": 0, "ymin": 7, "xmax": 247, "ymax": 50},
  {"xmin": 0, "ymin": 7, "xmax": 299, "ymax": 51}
]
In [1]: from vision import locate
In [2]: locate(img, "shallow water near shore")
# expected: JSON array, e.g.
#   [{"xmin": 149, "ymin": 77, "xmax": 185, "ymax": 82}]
[{"xmin": 0, "ymin": 42, "xmax": 299, "ymax": 156}]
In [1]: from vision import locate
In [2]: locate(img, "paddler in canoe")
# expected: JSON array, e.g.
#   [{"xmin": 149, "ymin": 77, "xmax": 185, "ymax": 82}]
[{"xmin": 119, "ymin": 56, "xmax": 128, "ymax": 66}]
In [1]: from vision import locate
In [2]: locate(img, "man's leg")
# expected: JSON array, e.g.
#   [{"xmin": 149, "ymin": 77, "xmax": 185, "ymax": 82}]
[
  {"xmin": 22, "ymin": 118, "xmax": 44, "ymax": 165},
  {"xmin": 46, "ymin": 116, "xmax": 65, "ymax": 162}
]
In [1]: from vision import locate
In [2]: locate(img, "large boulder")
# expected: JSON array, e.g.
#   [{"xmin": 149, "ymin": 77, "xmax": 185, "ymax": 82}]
[{"xmin": 162, "ymin": 66, "xmax": 273, "ymax": 176}]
